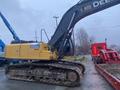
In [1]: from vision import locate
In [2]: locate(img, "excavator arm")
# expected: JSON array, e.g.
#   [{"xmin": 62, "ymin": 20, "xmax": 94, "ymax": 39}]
[
  {"xmin": 0, "ymin": 12, "xmax": 36, "ymax": 43},
  {"xmin": 0, "ymin": 12, "xmax": 20, "ymax": 42},
  {"xmin": 48, "ymin": 0, "xmax": 120, "ymax": 57}
]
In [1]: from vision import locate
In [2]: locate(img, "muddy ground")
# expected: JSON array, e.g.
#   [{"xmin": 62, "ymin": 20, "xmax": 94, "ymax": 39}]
[{"xmin": 0, "ymin": 56, "xmax": 114, "ymax": 90}]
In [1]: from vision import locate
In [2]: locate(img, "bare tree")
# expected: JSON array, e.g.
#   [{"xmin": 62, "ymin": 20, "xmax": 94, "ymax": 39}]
[
  {"xmin": 75, "ymin": 28, "xmax": 90, "ymax": 55},
  {"xmin": 109, "ymin": 44, "xmax": 120, "ymax": 53}
]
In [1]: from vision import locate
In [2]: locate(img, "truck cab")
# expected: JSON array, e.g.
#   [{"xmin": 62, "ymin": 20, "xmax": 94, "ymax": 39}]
[{"xmin": 91, "ymin": 42, "xmax": 107, "ymax": 57}]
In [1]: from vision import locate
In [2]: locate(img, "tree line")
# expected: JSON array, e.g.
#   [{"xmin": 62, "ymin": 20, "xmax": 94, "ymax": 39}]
[{"xmin": 75, "ymin": 28, "xmax": 95, "ymax": 55}]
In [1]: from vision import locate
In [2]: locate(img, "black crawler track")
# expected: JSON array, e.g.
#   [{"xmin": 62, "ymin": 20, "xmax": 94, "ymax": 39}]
[{"xmin": 5, "ymin": 60, "xmax": 85, "ymax": 87}]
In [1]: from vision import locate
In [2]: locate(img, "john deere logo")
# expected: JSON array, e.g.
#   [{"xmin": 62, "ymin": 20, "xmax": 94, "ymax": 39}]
[{"xmin": 93, "ymin": 0, "xmax": 112, "ymax": 7}]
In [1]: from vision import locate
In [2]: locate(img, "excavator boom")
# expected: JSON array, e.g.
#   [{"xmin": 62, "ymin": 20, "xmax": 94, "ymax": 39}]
[
  {"xmin": 0, "ymin": 12, "xmax": 20, "ymax": 42},
  {"xmin": 0, "ymin": 12, "xmax": 36, "ymax": 44},
  {"xmin": 49, "ymin": 0, "xmax": 120, "ymax": 56}
]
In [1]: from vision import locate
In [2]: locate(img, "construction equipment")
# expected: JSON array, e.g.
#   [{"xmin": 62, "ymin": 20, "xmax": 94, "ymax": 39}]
[
  {"xmin": 2, "ymin": 0, "xmax": 120, "ymax": 87},
  {"xmin": 0, "ymin": 39, "xmax": 5, "ymax": 52},
  {"xmin": 91, "ymin": 42, "xmax": 107, "ymax": 59},
  {"xmin": 0, "ymin": 12, "xmax": 35, "ymax": 64},
  {"xmin": 0, "ymin": 39, "xmax": 6, "ymax": 65},
  {"xmin": 0, "ymin": 12, "xmax": 35, "ymax": 44},
  {"xmin": 91, "ymin": 42, "xmax": 120, "ymax": 64},
  {"xmin": 91, "ymin": 42, "xmax": 120, "ymax": 90},
  {"xmin": 0, "ymin": 12, "xmax": 20, "ymax": 42},
  {"xmin": 0, "ymin": 11, "xmax": 84, "ymax": 86}
]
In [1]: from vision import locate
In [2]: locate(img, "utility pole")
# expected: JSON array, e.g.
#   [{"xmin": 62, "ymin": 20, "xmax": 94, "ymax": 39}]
[
  {"xmin": 35, "ymin": 30, "xmax": 38, "ymax": 42},
  {"xmin": 53, "ymin": 16, "xmax": 59, "ymax": 27}
]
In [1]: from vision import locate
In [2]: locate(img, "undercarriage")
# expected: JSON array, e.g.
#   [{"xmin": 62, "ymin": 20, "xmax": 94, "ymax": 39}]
[{"xmin": 5, "ymin": 60, "xmax": 85, "ymax": 87}]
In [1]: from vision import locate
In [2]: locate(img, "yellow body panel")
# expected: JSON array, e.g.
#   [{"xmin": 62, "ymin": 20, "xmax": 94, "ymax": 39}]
[{"xmin": 5, "ymin": 43, "xmax": 58, "ymax": 61}]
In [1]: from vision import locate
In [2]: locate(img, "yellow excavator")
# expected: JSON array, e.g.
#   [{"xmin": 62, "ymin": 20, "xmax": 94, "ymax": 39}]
[{"xmin": 0, "ymin": 0, "xmax": 120, "ymax": 87}]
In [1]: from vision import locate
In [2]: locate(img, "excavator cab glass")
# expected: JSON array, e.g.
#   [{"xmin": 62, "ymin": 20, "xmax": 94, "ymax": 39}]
[{"xmin": 30, "ymin": 43, "xmax": 40, "ymax": 49}]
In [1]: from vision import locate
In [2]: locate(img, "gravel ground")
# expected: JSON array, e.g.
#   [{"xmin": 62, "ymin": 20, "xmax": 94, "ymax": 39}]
[{"xmin": 0, "ymin": 56, "xmax": 114, "ymax": 90}]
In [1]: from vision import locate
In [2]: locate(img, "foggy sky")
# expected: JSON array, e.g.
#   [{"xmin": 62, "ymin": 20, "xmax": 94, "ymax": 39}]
[{"xmin": 0, "ymin": 0, "xmax": 120, "ymax": 45}]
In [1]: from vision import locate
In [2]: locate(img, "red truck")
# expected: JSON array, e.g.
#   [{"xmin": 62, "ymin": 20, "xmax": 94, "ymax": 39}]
[
  {"xmin": 91, "ymin": 42, "xmax": 120, "ymax": 90},
  {"xmin": 91, "ymin": 42, "xmax": 107, "ymax": 63}
]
